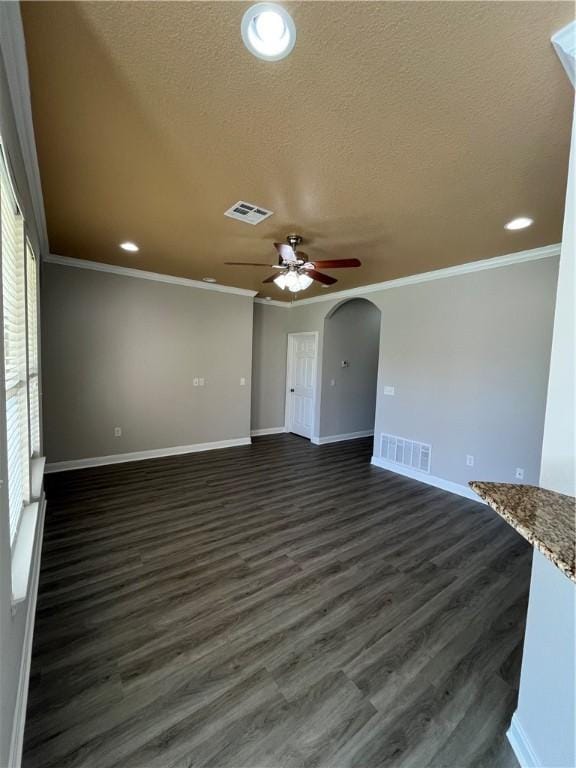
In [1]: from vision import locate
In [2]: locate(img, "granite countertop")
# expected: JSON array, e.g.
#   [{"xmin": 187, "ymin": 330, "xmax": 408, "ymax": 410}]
[{"xmin": 470, "ymin": 481, "xmax": 576, "ymax": 584}]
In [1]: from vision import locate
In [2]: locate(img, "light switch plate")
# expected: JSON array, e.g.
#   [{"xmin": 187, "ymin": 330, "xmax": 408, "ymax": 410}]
[
  {"xmin": 383, "ymin": 385, "xmax": 395, "ymax": 396},
  {"xmin": 199, "ymin": 378, "xmax": 205, "ymax": 386},
  {"xmin": 240, "ymin": 377, "xmax": 246, "ymax": 386}
]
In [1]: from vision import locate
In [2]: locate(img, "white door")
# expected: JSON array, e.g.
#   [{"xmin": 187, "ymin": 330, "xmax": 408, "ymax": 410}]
[{"xmin": 286, "ymin": 332, "xmax": 318, "ymax": 439}]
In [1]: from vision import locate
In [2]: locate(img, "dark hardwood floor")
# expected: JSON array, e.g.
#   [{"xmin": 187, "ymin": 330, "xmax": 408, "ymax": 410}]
[{"xmin": 23, "ymin": 435, "xmax": 529, "ymax": 768}]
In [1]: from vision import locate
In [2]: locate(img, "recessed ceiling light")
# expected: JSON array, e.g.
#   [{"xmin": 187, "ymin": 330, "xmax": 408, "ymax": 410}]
[
  {"xmin": 241, "ymin": 3, "xmax": 296, "ymax": 61},
  {"xmin": 202, "ymin": 277, "xmax": 217, "ymax": 283},
  {"xmin": 120, "ymin": 241, "xmax": 139, "ymax": 252},
  {"xmin": 505, "ymin": 217, "xmax": 534, "ymax": 231}
]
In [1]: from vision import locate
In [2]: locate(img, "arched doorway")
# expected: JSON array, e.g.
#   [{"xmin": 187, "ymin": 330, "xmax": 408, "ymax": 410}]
[{"xmin": 318, "ymin": 298, "xmax": 381, "ymax": 442}]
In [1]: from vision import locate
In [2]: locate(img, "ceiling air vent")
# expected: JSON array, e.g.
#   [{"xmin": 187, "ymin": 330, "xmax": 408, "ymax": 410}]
[
  {"xmin": 224, "ymin": 201, "xmax": 274, "ymax": 226},
  {"xmin": 380, "ymin": 433, "xmax": 431, "ymax": 474}
]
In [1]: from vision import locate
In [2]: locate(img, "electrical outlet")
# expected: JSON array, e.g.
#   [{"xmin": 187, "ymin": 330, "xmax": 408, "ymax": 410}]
[
  {"xmin": 383, "ymin": 385, "xmax": 395, "ymax": 396},
  {"xmin": 240, "ymin": 377, "xmax": 246, "ymax": 386},
  {"xmin": 330, "ymin": 379, "xmax": 335, "ymax": 387},
  {"xmin": 199, "ymin": 378, "xmax": 205, "ymax": 387},
  {"xmin": 515, "ymin": 468, "xmax": 525, "ymax": 480},
  {"xmin": 466, "ymin": 455, "xmax": 474, "ymax": 467},
  {"xmin": 114, "ymin": 427, "xmax": 122, "ymax": 438}
]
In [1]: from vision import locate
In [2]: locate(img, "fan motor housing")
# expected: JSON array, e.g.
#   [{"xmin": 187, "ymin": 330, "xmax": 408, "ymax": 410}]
[{"xmin": 287, "ymin": 234, "xmax": 303, "ymax": 250}]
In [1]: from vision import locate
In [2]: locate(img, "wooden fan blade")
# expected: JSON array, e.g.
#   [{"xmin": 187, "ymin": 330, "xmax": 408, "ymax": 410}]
[
  {"xmin": 262, "ymin": 273, "xmax": 279, "ymax": 283},
  {"xmin": 306, "ymin": 258, "xmax": 362, "ymax": 269},
  {"xmin": 274, "ymin": 243, "xmax": 297, "ymax": 263},
  {"xmin": 224, "ymin": 262, "xmax": 275, "ymax": 266},
  {"xmin": 307, "ymin": 269, "xmax": 337, "ymax": 285}
]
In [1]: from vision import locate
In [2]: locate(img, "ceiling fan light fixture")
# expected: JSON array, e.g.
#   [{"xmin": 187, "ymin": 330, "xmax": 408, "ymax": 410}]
[
  {"xmin": 227, "ymin": 233, "xmax": 362, "ymax": 291},
  {"xmin": 241, "ymin": 3, "xmax": 296, "ymax": 61},
  {"xmin": 273, "ymin": 270, "xmax": 314, "ymax": 293}
]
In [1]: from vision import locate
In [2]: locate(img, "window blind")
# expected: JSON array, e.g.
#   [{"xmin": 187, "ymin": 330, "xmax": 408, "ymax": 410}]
[
  {"xmin": 1, "ymin": 160, "xmax": 30, "ymax": 544},
  {"xmin": 27, "ymin": 240, "xmax": 40, "ymax": 456}
]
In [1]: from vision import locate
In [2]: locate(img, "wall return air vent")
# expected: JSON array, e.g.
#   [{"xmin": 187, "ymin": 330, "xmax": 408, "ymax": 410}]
[
  {"xmin": 380, "ymin": 433, "xmax": 431, "ymax": 473},
  {"xmin": 224, "ymin": 201, "xmax": 274, "ymax": 225}
]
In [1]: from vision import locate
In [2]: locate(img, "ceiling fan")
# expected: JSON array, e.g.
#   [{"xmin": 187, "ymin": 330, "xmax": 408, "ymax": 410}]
[{"xmin": 225, "ymin": 234, "xmax": 361, "ymax": 293}]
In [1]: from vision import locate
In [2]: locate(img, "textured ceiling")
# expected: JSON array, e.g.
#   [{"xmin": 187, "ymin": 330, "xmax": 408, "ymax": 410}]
[{"xmin": 22, "ymin": 1, "xmax": 574, "ymax": 300}]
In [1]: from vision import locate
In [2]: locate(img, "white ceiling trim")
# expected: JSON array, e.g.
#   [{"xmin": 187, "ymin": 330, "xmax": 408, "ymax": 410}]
[
  {"xmin": 254, "ymin": 298, "xmax": 292, "ymax": 307},
  {"xmin": 45, "ymin": 243, "xmax": 560, "ymax": 306},
  {"xmin": 0, "ymin": 2, "xmax": 49, "ymax": 256},
  {"xmin": 291, "ymin": 243, "xmax": 561, "ymax": 307},
  {"xmin": 44, "ymin": 254, "xmax": 258, "ymax": 298}
]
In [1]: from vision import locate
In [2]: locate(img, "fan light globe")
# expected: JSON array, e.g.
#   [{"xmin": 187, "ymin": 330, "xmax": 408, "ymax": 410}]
[
  {"xmin": 298, "ymin": 274, "xmax": 313, "ymax": 290},
  {"xmin": 284, "ymin": 271, "xmax": 300, "ymax": 291},
  {"xmin": 273, "ymin": 273, "xmax": 287, "ymax": 290}
]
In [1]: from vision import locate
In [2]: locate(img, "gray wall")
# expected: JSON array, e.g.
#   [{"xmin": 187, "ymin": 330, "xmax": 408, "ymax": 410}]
[
  {"xmin": 42, "ymin": 264, "xmax": 254, "ymax": 462},
  {"xmin": 0, "ymin": 6, "xmax": 45, "ymax": 764},
  {"xmin": 251, "ymin": 302, "xmax": 289, "ymax": 432},
  {"xmin": 320, "ymin": 299, "xmax": 380, "ymax": 437},
  {"xmin": 372, "ymin": 259, "xmax": 557, "ymax": 486},
  {"xmin": 252, "ymin": 257, "xmax": 558, "ymax": 488}
]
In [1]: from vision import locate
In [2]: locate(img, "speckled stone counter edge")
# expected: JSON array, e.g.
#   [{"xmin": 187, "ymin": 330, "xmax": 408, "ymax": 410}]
[{"xmin": 469, "ymin": 481, "xmax": 576, "ymax": 584}]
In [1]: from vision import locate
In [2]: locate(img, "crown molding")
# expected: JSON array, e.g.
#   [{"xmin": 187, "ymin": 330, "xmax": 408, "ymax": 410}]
[
  {"xmin": 291, "ymin": 244, "xmax": 561, "ymax": 307},
  {"xmin": 0, "ymin": 2, "xmax": 49, "ymax": 256},
  {"xmin": 44, "ymin": 254, "xmax": 258, "ymax": 298},
  {"xmin": 44, "ymin": 243, "xmax": 560, "ymax": 306},
  {"xmin": 254, "ymin": 298, "xmax": 292, "ymax": 307},
  {"xmin": 552, "ymin": 21, "xmax": 576, "ymax": 87}
]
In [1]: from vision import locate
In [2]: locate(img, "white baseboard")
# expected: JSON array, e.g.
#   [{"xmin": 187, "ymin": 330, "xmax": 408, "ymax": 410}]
[
  {"xmin": 311, "ymin": 430, "xmax": 374, "ymax": 446},
  {"xmin": 507, "ymin": 713, "xmax": 541, "ymax": 767},
  {"xmin": 370, "ymin": 456, "xmax": 484, "ymax": 502},
  {"xmin": 9, "ymin": 495, "xmax": 46, "ymax": 768},
  {"xmin": 45, "ymin": 437, "xmax": 252, "ymax": 473},
  {"xmin": 250, "ymin": 427, "xmax": 286, "ymax": 437}
]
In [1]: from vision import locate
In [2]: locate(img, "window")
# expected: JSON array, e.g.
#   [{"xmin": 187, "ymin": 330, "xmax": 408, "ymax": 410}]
[{"xmin": 1, "ymin": 148, "xmax": 41, "ymax": 546}]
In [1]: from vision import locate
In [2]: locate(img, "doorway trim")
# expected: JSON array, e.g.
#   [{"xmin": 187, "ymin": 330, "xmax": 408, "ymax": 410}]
[{"xmin": 284, "ymin": 331, "xmax": 319, "ymax": 440}]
